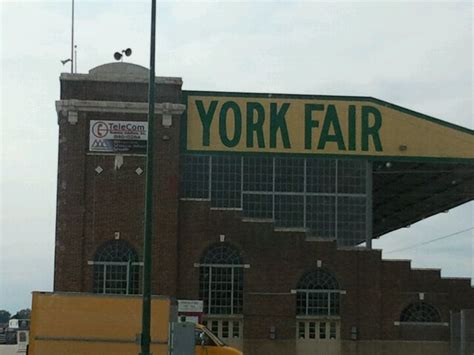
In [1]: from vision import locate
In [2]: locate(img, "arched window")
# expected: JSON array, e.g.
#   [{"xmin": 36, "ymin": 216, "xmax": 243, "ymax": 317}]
[
  {"xmin": 296, "ymin": 269, "xmax": 340, "ymax": 316},
  {"xmin": 92, "ymin": 240, "xmax": 141, "ymax": 295},
  {"xmin": 199, "ymin": 243, "xmax": 244, "ymax": 315},
  {"xmin": 400, "ymin": 302, "xmax": 441, "ymax": 323}
]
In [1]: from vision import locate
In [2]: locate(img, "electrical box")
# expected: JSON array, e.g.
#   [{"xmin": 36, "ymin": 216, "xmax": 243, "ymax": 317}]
[{"xmin": 169, "ymin": 322, "xmax": 194, "ymax": 355}]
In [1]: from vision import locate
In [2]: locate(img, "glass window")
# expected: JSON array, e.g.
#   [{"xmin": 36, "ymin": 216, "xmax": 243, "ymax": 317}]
[
  {"xmin": 306, "ymin": 158, "xmax": 336, "ymax": 193},
  {"xmin": 337, "ymin": 196, "xmax": 366, "ymax": 246},
  {"xmin": 298, "ymin": 322, "xmax": 305, "ymax": 339},
  {"xmin": 199, "ymin": 243, "xmax": 244, "ymax": 315},
  {"xmin": 400, "ymin": 302, "xmax": 441, "ymax": 323},
  {"xmin": 329, "ymin": 322, "xmax": 337, "ymax": 339},
  {"xmin": 180, "ymin": 154, "xmax": 210, "ymax": 199},
  {"xmin": 243, "ymin": 156, "xmax": 273, "ymax": 192},
  {"xmin": 180, "ymin": 154, "xmax": 369, "ymax": 247},
  {"xmin": 275, "ymin": 157, "xmax": 304, "ymax": 193},
  {"xmin": 296, "ymin": 269, "xmax": 340, "ymax": 316},
  {"xmin": 211, "ymin": 156, "xmax": 242, "ymax": 208},
  {"xmin": 275, "ymin": 194, "xmax": 304, "ymax": 228},
  {"xmin": 306, "ymin": 195, "xmax": 336, "ymax": 239},
  {"xmin": 319, "ymin": 322, "xmax": 326, "ymax": 339},
  {"xmin": 93, "ymin": 240, "xmax": 140, "ymax": 295},
  {"xmin": 242, "ymin": 193, "xmax": 273, "ymax": 219},
  {"xmin": 337, "ymin": 159, "xmax": 366, "ymax": 194}
]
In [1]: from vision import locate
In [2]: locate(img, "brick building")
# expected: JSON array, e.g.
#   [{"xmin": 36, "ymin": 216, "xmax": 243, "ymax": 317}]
[{"xmin": 54, "ymin": 62, "xmax": 474, "ymax": 354}]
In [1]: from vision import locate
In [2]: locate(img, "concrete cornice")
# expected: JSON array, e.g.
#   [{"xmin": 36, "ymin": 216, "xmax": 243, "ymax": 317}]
[
  {"xmin": 56, "ymin": 99, "xmax": 186, "ymax": 126},
  {"xmin": 59, "ymin": 72, "xmax": 183, "ymax": 85},
  {"xmin": 56, "ymin": 99, "xmax": 186, "ymax": 115}
]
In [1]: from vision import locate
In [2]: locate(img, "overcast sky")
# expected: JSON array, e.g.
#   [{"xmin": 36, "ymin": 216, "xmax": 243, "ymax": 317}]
[{"xmin": 0, "ymin": 0, "xmax": 472, "ymax": 314}]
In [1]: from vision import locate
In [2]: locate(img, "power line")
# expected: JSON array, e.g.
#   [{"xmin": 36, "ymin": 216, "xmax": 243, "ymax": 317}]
[{"xmin": 384, "ymin": 226, "xmax": 474, "ymax": 254}]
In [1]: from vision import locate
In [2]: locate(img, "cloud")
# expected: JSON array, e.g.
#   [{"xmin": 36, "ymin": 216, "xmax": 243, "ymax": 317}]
[{"xmin": 1, "ymin": 0, "xmax": 472, "ymax": 313}]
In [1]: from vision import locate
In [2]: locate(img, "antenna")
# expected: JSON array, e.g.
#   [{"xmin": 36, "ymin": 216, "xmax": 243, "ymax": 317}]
[
  {"xmin": 74, "ymin": 45, "xmax": 77, "ymax": 73},
  {"xmin": 71, "ymin": 0, "xmax": 75, "ymax": 74}
]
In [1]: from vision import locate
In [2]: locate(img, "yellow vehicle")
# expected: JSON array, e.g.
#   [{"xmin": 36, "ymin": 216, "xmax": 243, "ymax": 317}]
[
  {"xmin": 29, "ymin": 292, "xmax": 242, "ymax": 355},
  {"xmin": 194, "ymin": 323, "xmax": 241, "ymax": 355}
]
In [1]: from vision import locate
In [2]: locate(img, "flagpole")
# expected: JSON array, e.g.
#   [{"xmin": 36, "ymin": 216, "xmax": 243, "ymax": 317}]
[{"xmin": 140, "ymin": 0, "xmax": 157, "ymax": 354}]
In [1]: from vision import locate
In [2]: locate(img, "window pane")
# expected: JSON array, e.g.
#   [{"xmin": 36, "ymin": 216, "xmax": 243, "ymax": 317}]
[
  {"xmin": 275, "ymin": 194, "xmax": 304, "ymax": 228},
  {"xmin": 307, "ymin": 292, "xmax": 329, "ymax": 316},
  {"xmin": 242, "ymin": 193, "xmax": 273, "ymax": 219},
  {"xmin": 329, "ymin": 293, "xmax": 340, "ymax": 316},
  {"xmin": 337, "ymin": 196, "xmax": 366, "ymax": 246},
  {"xmin": 329, "ymin": 322, "xmax": 337, "ymax": 339},
  {"xmin": 306, "ymin": 158, "xmax": 336, "ymax": 193},
  {"xmin": 296, "ymin": 292, "xmax": 307, "ymax": 315},
  {"xmin": 298, "ymin": 322, "xmax": 305, "ymax": 339},
  {"xmin": 306, "ymin": 195, "xmax": 335, "ymax": 239},
  {"xmin": 309, "ymin": 322, "xmax": 316, "ymax": 339},
  {"xmin": 199, "ymin": 244, "xmax": 243, "ymax": 316},
  {"xmin": 400, "ymin": 302, "xmax": 441, "ymax": 322},
  {"xmin": 337, "ymin": 159, "xmax": 366, "ymax": 194},
  {"xmin": 180, "ymin": 155, "xmax": 210, "ymax": 199},
  {"xmin": 104, "ymin": 264, "xmax": 128, "ymax": 294},
  {"xmin": 232, "ymin": 321, "xmax": 240, "ymax": 338},
  {"xmin": 93, "ymin": 264, "xmax": 105, "ymax": 293},
  {"xmin": 211, "ymin": 156, "xmax": 242, "ymax": 208},
  {"xmin": 319, "ymin": 322, "xmax": 326, "ymax": 339},
  {"xmin": 275, "ymin": 157, "xmax": 304, "ymax": 192},
  {"xmin": 243, "ymin": 156, "xmax": 273, "ymax": 192}
]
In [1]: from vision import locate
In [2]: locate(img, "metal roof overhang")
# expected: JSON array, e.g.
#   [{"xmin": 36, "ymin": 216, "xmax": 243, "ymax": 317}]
[{"xmin": 372, "ymin": 161, "xmax": 474, "ymax": 238}]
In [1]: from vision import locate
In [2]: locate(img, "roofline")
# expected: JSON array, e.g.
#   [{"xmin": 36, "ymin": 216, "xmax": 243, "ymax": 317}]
[{"xmin": 60, "ymin": 72, "xmax": 183, "ymax": 85}]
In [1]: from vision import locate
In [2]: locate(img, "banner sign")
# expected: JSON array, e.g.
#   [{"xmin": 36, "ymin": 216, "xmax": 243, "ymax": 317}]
[
  {"xmin": 184, "ymin": 92, "xmax": 474, "ymax": 161},
  {"xmin": 178, "ymin": 300, "xmax": 203, "ymax": 313},
  {"xmin": 89, "ymin": 120, "xmax": 148, "ymax": 154}
]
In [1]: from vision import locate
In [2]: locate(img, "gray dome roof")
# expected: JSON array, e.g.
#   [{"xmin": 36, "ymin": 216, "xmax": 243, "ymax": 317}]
[{"xmin": 88, "ymin": 62, "xmax": 149, "ymax": 79}]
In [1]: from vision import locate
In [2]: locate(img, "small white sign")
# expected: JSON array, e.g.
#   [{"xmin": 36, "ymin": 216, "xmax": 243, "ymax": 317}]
[
  {"xmin": 89, "ymin": 120, "xmax": 148, "ymax": 154},
  {"xmin": 178, "ymin": 300, "xmax": 203, "ymax": 313}
]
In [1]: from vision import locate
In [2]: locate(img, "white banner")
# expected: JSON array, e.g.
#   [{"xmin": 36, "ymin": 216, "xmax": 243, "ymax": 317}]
[{"xmin": 89, "ymin": 120, "xmax": 148, "ymax": 154}]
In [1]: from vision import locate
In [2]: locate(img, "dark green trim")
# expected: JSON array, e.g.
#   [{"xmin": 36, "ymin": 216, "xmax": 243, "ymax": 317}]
[
  {"xmin": 180, "ymin": 90, "xmax": 474, "ymax": 163},
  {"xmin": 180, "ymin": 149, "xmax": 474, "ymax": 164},
  {"xmin": 182, "ymin": 90, "xmax": 473, "ymax": 135}
]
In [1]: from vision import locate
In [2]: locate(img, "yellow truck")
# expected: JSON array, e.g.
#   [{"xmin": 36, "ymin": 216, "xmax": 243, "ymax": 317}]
[{"xmin": 29, "ymin": 292, "xmax": 242, "ymax": 355}]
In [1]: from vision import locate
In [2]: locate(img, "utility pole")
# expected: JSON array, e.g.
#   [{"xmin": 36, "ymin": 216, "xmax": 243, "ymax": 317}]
[{"xmin": 139, "ymin": 0, "xmax": 157, "ymax": 354}]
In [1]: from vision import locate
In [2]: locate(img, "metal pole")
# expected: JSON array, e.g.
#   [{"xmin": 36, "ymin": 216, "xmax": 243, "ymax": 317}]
[
  {"xmin": 71, "ymin": 0, "xmax": 74, "ymax": 74},
  {"xmin": 140, "ymin": 0, "xmax": 157, "ymax": 353},
  {"xmin": 365, "ymin": 160, "xmax": 373, "ymax": 249},
  {"xmin": 74, "ymin": 45, "xmax": 77, "ymax": 73}
]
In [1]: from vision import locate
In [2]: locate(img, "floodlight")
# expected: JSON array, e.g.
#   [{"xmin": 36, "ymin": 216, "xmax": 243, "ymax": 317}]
[{"xmin": 114, "ymin": 52, "xmax": 123, "ymax": 61}]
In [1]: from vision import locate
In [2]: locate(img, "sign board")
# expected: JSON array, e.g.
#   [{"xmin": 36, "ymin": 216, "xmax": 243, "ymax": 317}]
[
  {"xmin": 89, "ymin": 120, "xmax": 148, "ymax": 154},
  {"xmin": 183, "ymin": 92, "xmax": 474, "ymax": 162},
  {"xmin": 178, "ymin": 300, "xmax": 203, "ymax": 313}
]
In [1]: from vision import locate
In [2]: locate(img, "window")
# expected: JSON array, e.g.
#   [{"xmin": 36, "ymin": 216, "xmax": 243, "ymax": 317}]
[
  {"xmin": 180, "ymin": 155, "xmax": 210, "ymax": 199},
  {"xmin": 181, "ymin": 154, "xmax": 369, "ymax": 247},
  {"xmin": 92, "ymin": 240, "xmax": 141, "ymax": 294},
  {"xmin": 296, "ymin": 269, "xmax": 340, "ymax": 316},
  {"xmin": 199, "ymin": 243, "xmax": 244, "ymax": 315},
  {"xmin": 400, "ymin": 302, "xmax": 441, "ymax": 323},
  {"xmin": 211, "ymin": 156, "xmax": 242, "ymax": 208}
]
